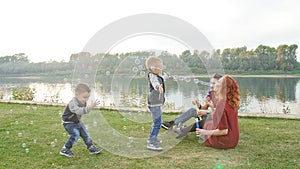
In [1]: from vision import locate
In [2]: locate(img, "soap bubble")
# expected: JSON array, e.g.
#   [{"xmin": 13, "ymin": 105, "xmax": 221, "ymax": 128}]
[
  {"xmin": 33, "ymin": 139, "xmax": 37, "ymax": 144},
  {"xmin": 139, "ymin": 71, "xmax": 146, "ymax": 77},
  {"xmin": 173, "ymin": 75, "xmax": 178, "ymax": 81},
  {"xmin": 105, "ymin": 71, "xmax": 111, "ymax": 76},
  {"xmin": 184, "ymin": 77, "xmax": 191, "ymax": 83},
  {"xmin": 74, "ymin": 15, "xmax": 223, "ymax": 158},
  {"xmin": 58, "ymin": 110, "xmax": 63, "ymax": 115},
  {"xmin": 127, "ymin": 142, "xmax": 132, "ymax": 148},
  {"xmin": 178, "ymin": 76, "xmax": 184, "ymax": 81},
  {"xmin": 132, "ymin": 67, "xmax": 138, "ymax": 72},
  {"xmin": 25, "ymin": 148, "xmax": 29, "ymax": 153},
  {"xmin": 135, "ymin": 58, "xmax": 141, "ymax": 65},
  {"xmin": 128, "ymin": 137, "xmax": 134, "ymax": 143},
  {"xmin": 18, "ymin": 133, "xmax": 23, "ymax": 138},
  {"xmin": 22, "ymin": 143, "xmax": 26, "ymax": 148},
  {"xmin": 138, "ymin": 65, "xmax": 143, "ymax": 70}
]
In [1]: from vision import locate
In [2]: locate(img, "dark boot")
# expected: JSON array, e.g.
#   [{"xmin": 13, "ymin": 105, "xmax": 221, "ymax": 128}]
[{"xmin": 161, "ymin": 120, "xmax": 174, "ymax": 130}]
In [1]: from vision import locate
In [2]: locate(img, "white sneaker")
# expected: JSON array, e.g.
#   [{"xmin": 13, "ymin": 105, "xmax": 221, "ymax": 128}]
[
  {"xmin": 147, "ymin": 143, "xmax": 163, "ymax": 151},
  {"xmin": 172, "ymin": 123, "xmax": 183, "ymax": 135}
]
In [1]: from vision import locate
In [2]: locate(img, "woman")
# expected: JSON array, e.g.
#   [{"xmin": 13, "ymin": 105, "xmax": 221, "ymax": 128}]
[
  {"xmin": 196, "ymin": 75, "xmax": 240, "ymax": 149},
  {"xmin": 161, "ymin": 73, "xmax": 222, "ymax": 131}
]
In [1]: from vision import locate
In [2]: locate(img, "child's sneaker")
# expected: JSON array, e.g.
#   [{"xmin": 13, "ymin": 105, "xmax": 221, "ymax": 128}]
[
  {"xmin": 88, "ymin": 145, "xmax": 103, "ymax": 154},
  {"xmin": 60, "ymin": 147, "xmax": 75, "ymax": 157},
  {"xmin": 147, "ymin": 143, "xmax": 163, "ymax": 151},
  {"xmin": 172, "ymin": 124, "xmax": 187, "ymax": 139}
]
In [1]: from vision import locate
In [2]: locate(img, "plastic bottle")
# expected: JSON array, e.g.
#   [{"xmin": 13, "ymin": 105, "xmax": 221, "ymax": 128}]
[{"xmin": 195, "ymin": 117, "xmax": 200, "ymax": 129}]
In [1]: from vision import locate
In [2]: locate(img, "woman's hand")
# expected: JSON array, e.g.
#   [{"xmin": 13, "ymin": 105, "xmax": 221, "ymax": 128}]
[
  {"xmin": 206, "ymin": 100, "xmax": 214, "ymax": 109},
  {"xmin": 196, "ymin": 129, "xmax": 213, "ymax": 135},
  {"xmin": 197, "ymin": 110, "xmax": 206, "ymax": 116}
]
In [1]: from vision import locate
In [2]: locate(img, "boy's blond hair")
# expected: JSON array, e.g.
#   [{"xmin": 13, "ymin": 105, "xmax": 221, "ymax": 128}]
[
  {"xmin": 75, "ymin": 83, "xmax": 91, "ymax": 95},
  {"xmin": 145, "ymin": 56, "xmax": 163, "ymax": 71}
]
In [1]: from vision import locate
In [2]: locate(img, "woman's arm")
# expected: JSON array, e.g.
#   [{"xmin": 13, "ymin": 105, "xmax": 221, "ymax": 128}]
[{"xmin": 196, "ymin": 128, "xmax": 228, "ymax": 136}]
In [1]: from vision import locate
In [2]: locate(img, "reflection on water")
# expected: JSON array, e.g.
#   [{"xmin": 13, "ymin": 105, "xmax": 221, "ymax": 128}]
[
  {"xmin": 0, "ymin": 76, "xmax": 299, "ymax": 115},
  {"xmin": 29, "ymin": 83, "xmax": 73, "ymax": 103}
]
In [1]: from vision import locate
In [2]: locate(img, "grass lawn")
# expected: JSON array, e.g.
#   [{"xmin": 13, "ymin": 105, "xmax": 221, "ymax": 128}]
[{"xmin": 0, "ymin": 103, "xmax": 299, "ymax": 169}]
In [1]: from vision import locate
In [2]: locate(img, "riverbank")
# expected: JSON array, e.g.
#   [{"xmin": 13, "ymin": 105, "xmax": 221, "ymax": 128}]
[{"xmin": 1, "ymin": 99, "xmax": 299, "ymax": 119}]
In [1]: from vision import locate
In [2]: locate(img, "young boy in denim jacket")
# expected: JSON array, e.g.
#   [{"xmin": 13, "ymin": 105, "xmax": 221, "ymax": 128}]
[
  {"xmin": 145, "ymin": 56, "xmax": 165, "ymax": 151},
  {"xmin": 60, "ymin": 83, "xmax": 102, "ymax": 157}
]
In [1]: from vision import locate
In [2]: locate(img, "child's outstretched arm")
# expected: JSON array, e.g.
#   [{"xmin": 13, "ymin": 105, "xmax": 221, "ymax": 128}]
[
  {"xmin": 69, "ymin": 98, "xmax": 100, "ymax": 115},
  {"xmin": 149, "ymin": 73, "xmax": 161, "ymax": 91},
  {"xmin": 87, "ymin": 99, "xmax": 101, "ymax": 111}
]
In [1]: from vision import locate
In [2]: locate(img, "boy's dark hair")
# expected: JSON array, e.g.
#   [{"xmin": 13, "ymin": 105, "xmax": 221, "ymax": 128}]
[
  {"xmin": 212, "ymin": 73, "xmax": 223, "ymax": 80},
  {"xmin": 75, "ymin": 83, "xmax": 91, "ymax": 94}
]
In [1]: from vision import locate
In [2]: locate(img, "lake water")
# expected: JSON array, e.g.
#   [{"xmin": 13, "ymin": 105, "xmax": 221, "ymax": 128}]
[{"xmin": 0, "ymin": 75, "xmax": 299, "ymax": 115}]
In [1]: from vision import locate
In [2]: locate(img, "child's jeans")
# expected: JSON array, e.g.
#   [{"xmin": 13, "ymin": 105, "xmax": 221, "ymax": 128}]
[
  {"xmin": 63, "ymin": 121, "xmax": 93, "ymax": 149},
  {"xmin": 148, "ymin": 106, "xmax": 162, "ymax": 144}
]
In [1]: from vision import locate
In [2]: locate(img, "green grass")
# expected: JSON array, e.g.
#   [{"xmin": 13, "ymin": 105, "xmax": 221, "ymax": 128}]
[{"xmin": 0, "ymin": 103, "xmax": 299, "ymax": 169}]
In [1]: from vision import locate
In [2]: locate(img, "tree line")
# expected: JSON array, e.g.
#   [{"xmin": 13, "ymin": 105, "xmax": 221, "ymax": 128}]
[
  {"xmin": 179, "ymin": 44, "xmax": 299, "ymax": 73},
  {"xmin": 0, "ymin": 44, "xmax": 299, "ymax": 76}
]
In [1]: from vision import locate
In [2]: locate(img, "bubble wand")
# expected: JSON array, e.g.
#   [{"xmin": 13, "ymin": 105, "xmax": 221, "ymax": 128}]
[{"xmin": 192, "ymin": 99, "xmax": 202, "ymax": 121}]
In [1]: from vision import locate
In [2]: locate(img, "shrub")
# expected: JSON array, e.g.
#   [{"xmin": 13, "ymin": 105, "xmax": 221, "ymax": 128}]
[{"xmin": 12, "ymin": 87, "xmax": 35, "ymax": 101}]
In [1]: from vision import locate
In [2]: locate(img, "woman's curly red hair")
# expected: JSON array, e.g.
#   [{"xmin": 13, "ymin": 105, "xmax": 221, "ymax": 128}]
[{"xmin": 217, "ymin": 75, "xmax": 240, "ymax": 109}]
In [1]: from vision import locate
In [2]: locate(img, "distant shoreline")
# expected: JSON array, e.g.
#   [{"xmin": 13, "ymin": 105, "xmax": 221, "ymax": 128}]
[{"xmin": 1, "ymin": 74, "xmax": 300, "ymax": 79}]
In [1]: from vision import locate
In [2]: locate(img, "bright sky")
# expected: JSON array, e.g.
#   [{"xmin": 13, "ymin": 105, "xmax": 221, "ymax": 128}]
[{"xmin": 1, "ymin": 0, "xmax": 299, "ymax": 62}]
